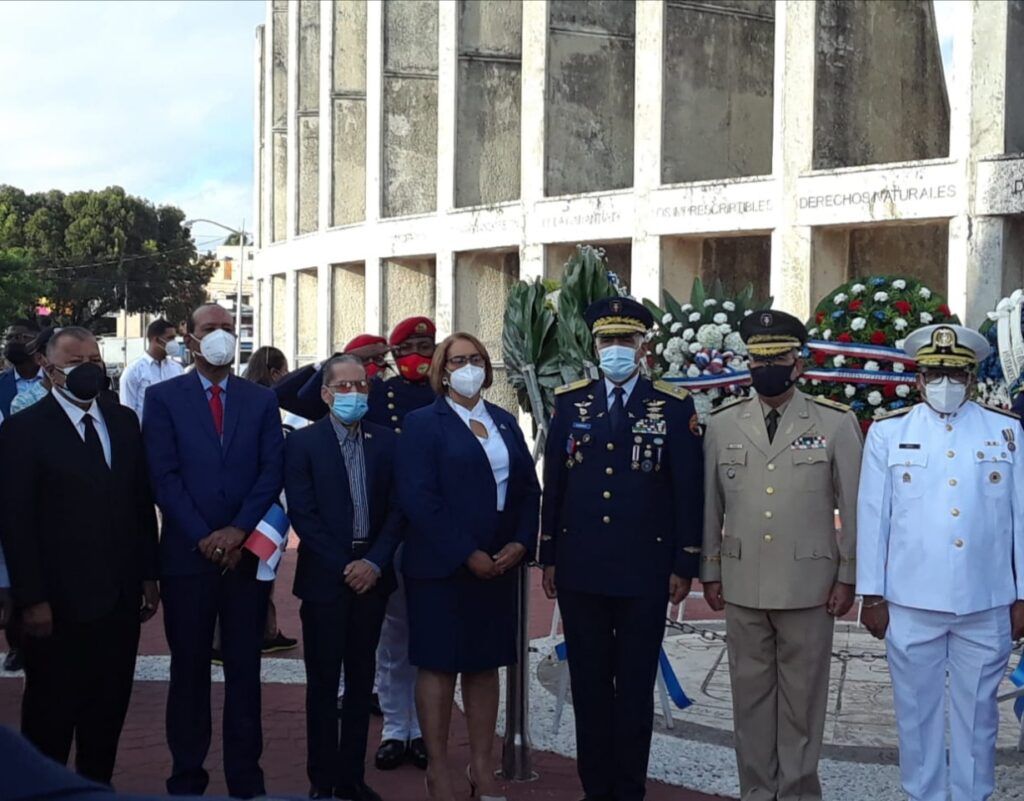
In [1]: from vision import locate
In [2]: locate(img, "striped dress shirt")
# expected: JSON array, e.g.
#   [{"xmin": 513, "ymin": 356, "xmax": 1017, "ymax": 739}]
[{"xmin": 330, "ymin": 415, "xmax": 369, "ymax": 542}]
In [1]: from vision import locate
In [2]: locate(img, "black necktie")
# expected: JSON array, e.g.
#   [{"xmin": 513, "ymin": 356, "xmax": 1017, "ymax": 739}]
[
  {"xmin": 609, "ymin": 386, "xmax": 626, "ymax": 433},
  {"xmin": 82, "ymin": 413, "xmax": 108, "ymax": 469},
  {"xmin": 766, "ymin": 409, "xmax": 780, "ymax": 443}
]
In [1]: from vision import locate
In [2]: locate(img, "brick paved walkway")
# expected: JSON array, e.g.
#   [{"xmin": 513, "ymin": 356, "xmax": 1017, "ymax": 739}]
[{"xmin": 0, "ymin": 548, "xmax": 730, "ymax": 800}]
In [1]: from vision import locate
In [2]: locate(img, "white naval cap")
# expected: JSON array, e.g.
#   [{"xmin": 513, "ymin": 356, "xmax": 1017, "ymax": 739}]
[{"xmin": 903, "ymin": 323, "xmax": 991, "ymax": 369}]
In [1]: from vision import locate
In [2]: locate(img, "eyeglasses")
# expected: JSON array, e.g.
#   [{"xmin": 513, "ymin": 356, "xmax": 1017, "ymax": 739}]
[
  {"xmin": 328, "ymin": 379, "xmax": 370, "ymax": 393},
  {"xmin": 394, "ymin": 340, "xmax": 435, "ymax": 357},
  {"xmin": 923, "ymin": 372, "xmax": 971, "ymax": 386},
  {"xmin": 447, "ymin": 354, "xmax": 485, "ymax": 368}
]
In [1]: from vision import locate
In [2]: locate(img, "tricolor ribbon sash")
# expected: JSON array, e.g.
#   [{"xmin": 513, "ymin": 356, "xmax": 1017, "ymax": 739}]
[
  {"xmin": 663, "ymin": 371, "xmax": 751, "ymax": 391},
  {"xmin": 243, "ymin": 503, "xmax": 290, "ymax": 581},
  {"xmin": 806, "ymin": 339, "xmax": 916, "ymax": 365},
  {"xmin": 802, "ymin": 368, "xmax": 917, "ymax": 385}
]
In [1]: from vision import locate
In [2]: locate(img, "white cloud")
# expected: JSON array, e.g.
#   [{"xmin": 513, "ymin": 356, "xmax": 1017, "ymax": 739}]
[{"xmin": 0, "ymin": 0, "xmax": 265, "ymax": 242}]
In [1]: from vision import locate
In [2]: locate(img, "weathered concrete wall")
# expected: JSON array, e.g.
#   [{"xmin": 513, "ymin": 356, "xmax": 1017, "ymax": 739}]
[
  {"xmin": 332, "ymin": 0, "xmax": 367, "ymax": 226},
  {"xmin": 545, "ymin": 241, "xmax": 632, "ymax": 291},
  {"xmin": 272, "ymin": 273, "xmax": 287, "ymax": 348},
  {"xmin": 662, "ymin": 1, "xmax": 774, "ymax": 183},
  {"xmin": 456, "ymin": 0, "xmax": 522, "ymax": 207},
  {"xmin": 1007, "ymin": 1, "xmax": 1024, "ymax": 154},
  {"xmin": 297, "ymin": 0, "xmax": 320, "ymax": 235},
  {"xmin": 271, "ymin": 1, "xmax": 288, "ymax": 243},
  {"xmin": 546, "ymin": 0, "xmax": 635, "ymax": 196},
  {"xmin": 455, "ymin": 249, "xmax": 519, "ymax": 355},
  {"xmin": 813, "ymin": 0, "xmax": 949, "ymax": 169},
  {"xmin": 382, "ymin": 0, "xmax": 438, "ymax": 217},
  {"xmin": 848, "ymin": 223, "xmax": 949, "ymax": 294},
  {"xmin": 660, "ymin": 235, "xmax": 771, "ymax": 304},
  {"xmin": 382, "ymin": 257, "xmax": 436, "ymax": 331},
  {"xmin": 332, "ymin": 262, "xmax": 366, "ymax": 351},
  {"xmin": 296, "ymin": 268, "xmax": 318, "ymax": 363}
]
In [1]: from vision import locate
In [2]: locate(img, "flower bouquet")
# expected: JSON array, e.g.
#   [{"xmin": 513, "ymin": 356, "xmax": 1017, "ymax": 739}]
[
  {"xmin": 802, "ymin": 275, "xmax": 959, "ymax": 431},
  {"xmin": 643, "ymin": 278, "xmax": 771, "ymax": 419}
]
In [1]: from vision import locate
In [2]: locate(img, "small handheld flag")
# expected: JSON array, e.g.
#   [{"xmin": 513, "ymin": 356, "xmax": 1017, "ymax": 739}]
[
  {"xmin": 1011, "ymin": 651, "xmax": 1024, "ymax": 721},
  {"xmin": 243, "ymin": 504, "xmax": 290, "ymax": 581}
]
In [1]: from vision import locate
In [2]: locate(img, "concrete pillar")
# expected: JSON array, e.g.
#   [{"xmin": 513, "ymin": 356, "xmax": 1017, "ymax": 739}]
[
  {"xmin": 253, "ymin": 24, "xmax": 265, "ymax": 250},
  {"xmin": 435, "ymin": 250, "xmax": 456, "ymax": 340},
  {"xmin": 318, "ymin": 0, "xmax": 333, "ymax": 232},
  {"xmin": 769, "ymin": 0, "xmax": 816, "ymax": 318},
  {"xmin": 285, "ymin": 268, "xmax": 298, "ymax": 364},
  {"xmin": 365, "ymin": 0, "xmax": 384, "ymax": 332},
  {"xmin": 285, "ymin": 0, "xmax": 299, "ymax": 240},
  {"xmin": 947, "ymin": 0, "xmax": 1011, "ymax": 324},
  {"xmin": 630, "ymin": 0, "xmax": 664, "ymax": 303},
  {"xmin": 317, "ymin": 262, "xmax": 332, "ymax": 359},
  {"xmin": 519, "ymin": 0, "xmax": 547, "ymax": 282},
  {"xmin": 437, "ymin": 0, "xmax": 457, "ymax": 214}
]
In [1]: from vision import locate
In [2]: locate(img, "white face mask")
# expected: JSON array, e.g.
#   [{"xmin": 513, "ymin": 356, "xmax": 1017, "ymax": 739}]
[
  {"xmin": 448, "ymin": 364, "xmax": 486, "ymax": 398},
  {"xmin": 198, "ymin": 329, "xmax": 236, "ymax": 367},
  {"xmin": 924, "ymin": 376, "xmax": 968, "ymax": 415},
  {"xmin": 164, "ymin": 339, "xmax": 182, "ymax": 358}
]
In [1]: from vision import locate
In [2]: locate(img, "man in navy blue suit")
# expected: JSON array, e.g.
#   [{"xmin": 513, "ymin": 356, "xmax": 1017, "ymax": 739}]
[
  {"xmin": 540, "ymin": 297, "xmax": 704, "ymax": 801},
  {"xmin": 143, "ymin": 303, "xmax": 284, "ymax": 799},
  {"xmin": 285, "ymin": 355, "xmax": 403, "ymax": 801},
  {"xmin": 0, "ymin": 318, "xmax": 44, "ymax": 418}
]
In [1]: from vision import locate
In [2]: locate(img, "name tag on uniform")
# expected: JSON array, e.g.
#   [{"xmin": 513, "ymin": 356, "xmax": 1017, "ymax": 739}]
[
  {"xmin": 898, "ymin": 443, "xmax": 921, "ymax": 449},
  {"xmin": 791, "ymin": 435, "xmax": 826, "ymax": 450},
  {"xmin": 571, "ymin": 421, "xmax": 592, "ymax": 430},
  {"xmin": 726, "ymin": 443, "xmax": 744, "ymax": 449}
]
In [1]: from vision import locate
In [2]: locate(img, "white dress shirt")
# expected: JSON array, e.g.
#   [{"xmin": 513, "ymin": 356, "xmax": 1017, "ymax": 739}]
[
  {"xmin": 53, "ymin": 387, "xmax": 112, "ymax": 468},
  {"xmin": 604, "ymin": 372, "xmax": 640, "ymax": 407},
  {"xmin": 120, "ymin": 352, "xmax": 183, "ymax": 422},
  {"xmin": 447, "ymin": 397, "xmax": 510, "ymax": 511},
  {"xmin": 857, "ymin": 400, "xmax": 1024, "ymax": 614}
]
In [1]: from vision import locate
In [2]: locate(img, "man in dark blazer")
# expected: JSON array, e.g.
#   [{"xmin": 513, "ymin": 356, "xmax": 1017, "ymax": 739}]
[
  {"xmin": 286, "ymin": 354, "xmax": 403, "ymax": 801},
  {"xmin": 143, "ymin": 303, "xmax": 284, "ymax": 799},
  {"xmin": 0, "ymin": 317, "xmax": 44, "ymax": 418},
  {"xmin": 0, "ymin": 327, "xmax": 159, "ymax": 785}
]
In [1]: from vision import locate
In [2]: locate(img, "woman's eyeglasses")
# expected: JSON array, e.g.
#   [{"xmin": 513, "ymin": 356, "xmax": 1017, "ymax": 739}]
[{"xmin": 447, "ymin": 354, "xmax": 485, "ymax": 368}]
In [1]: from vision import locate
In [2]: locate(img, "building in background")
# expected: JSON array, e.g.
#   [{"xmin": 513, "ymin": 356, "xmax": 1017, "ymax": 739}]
[{"xmin": 249, "ymin": 0, "xmax": 1024, "ymax": 410}]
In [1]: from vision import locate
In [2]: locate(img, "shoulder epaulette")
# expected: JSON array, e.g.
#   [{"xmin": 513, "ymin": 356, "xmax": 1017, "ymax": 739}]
[
  {"xmin": 554, "ymin": 378, "xmax": 594, "ymax": 396},
  {"xmin": 812, "ymin": 395, "xmax": 852, "ymax": 413},
  {"xmin": 874, "ymin": 405, "xmax": 913, "ymax": 421},
  {"xmin": 980, "ymin": 403, "xmax": 1022, "ymax": 420},
  {"xmin": 653, "ymin": 380, "xmax": 690, "ymax": 401},
  {"xmin": 708, "ymin": 396, "xmax": 751, "ymax": 415}
]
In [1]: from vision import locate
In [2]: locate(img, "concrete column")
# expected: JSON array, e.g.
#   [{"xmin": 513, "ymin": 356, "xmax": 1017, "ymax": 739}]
[
  {"xmin": 317, "ymin": 262, "xmax": 332, "ymax": 359},
  {"xmin": 519, "ymin": 0, "xmax": 548, "ymax": 284},
  {"xmin": 285, "ymin": 0, "xmax": 300, "ymax": 240},
  {"xmin": 947, "ymin": 0, "xmax": 1010, "ymax": 325},
  {"xmin": 285, "ymin": 268, "xmax": 298, "ymax": 364},
  {"xmin": 435, "ymin": 250, "xmax": 456, "ymax": 340},
  {"xmin": 437, "ymin": 0, "xmax": 457, "ymax": 214},
  {"xmin": 769, "ymin": 0, "xmax": 816, "ymax": 318},
  {"xmin": 262, "ymin": 2, "xmax": 275, "ymax": 248},
  {"xmin": 253, "ymin": 25, "xmax": 265, "ymax": 250},
  {"xmin": 364, "ymin": 0, "xmax": 384, "ymax": 333},
  {"xmin": 365, "ymin": 257, "xmax": 384, "ymax": 336},
  {"xmin": 630, "ymin": 0, "xmax": 664, "ymax": 303},
  {"xmin": 318, "ymin": 0, "xmax": 333, "ymax": 232}
]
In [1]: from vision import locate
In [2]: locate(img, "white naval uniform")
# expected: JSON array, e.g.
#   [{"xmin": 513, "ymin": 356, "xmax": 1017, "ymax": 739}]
[
  {"xmin": 376, "ymin": 544, "xmax": 421, "ymax": 742},
  {"xmin": 857, "ymin": 401, "xmax": 1024, "ymax": 801}
]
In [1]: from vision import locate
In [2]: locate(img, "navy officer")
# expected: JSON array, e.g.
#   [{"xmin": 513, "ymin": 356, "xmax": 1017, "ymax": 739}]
[{"xmin": 540, "ymin": 296, "xmax": 704, "ymax": 801}]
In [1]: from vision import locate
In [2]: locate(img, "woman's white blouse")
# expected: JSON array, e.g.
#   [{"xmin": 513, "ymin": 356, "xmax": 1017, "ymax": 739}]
[{"xmin": 447, "ymin": 397, "xmax": 510, "ymax": 511}]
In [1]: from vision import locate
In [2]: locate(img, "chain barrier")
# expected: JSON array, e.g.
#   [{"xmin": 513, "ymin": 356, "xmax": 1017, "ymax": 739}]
[{"xmin": 664, "ymin": 618, "xmax": 1024, "ymax": 663}]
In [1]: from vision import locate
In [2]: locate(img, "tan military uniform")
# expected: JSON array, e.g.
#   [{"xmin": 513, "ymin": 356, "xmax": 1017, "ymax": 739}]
[{"xmin": 701, "ymin": 389, "xmax": 862, "ymax": 801}]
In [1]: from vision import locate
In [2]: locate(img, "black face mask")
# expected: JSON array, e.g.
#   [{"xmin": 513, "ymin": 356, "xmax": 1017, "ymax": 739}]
[
  {"xmin": 750, "ymin": 364, "xmax": 796, "ymax": 398},
  {"xmin": 4, "ymin": 342, "xmax": 32, "ymax": 366},
  {"xmin": 60, "ymin": 362, "xmax": 109, "ymax": 402}
]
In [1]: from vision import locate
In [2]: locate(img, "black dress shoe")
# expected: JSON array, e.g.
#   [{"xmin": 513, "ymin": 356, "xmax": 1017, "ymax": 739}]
[
  {"xmin": 407, "ymin": 737, "xmax": 428, "ymax": 770},
  {"xmin": 3, "ymin": 648, "xmax": 22, "ymax": 672},
  {"xmin": 374, "ymin": 738, "xmax": 407, "ymax": 770},
  {"xmin": 309, "ymin": 787, "xmax": 333, "ymax": 799},
  {"xmin": 335, "ymin": 781, "xmax": 382, "ymax": 801}
]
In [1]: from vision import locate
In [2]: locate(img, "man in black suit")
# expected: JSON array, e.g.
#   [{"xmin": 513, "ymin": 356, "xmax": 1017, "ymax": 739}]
[
  {"xmin": 285, "ymin": 355, "xmax": 404, "ymax": 801},
  {"xmin": 0, "ymin": 327, "xmax": 159, "ymax": 785}
]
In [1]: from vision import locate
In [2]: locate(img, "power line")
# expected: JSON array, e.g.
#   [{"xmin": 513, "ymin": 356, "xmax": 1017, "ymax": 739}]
[{"xmin": 7, "ymin": 235, "xmax": 226, "ymax": 275}]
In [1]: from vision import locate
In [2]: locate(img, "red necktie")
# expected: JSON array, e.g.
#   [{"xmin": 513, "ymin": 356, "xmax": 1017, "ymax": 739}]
[{"xmin": 209, "ymin": 385, "xmax": 224, "ymax": 437}]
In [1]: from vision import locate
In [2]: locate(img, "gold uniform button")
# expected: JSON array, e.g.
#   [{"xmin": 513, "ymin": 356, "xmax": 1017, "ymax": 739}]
[
  {"xmin": 602, "ymin": 491, "xmax": 611, "ymax": 499},
  {"xmin": 602, "ymin": 516, "xmax": 611, "ymax": 524},
  {"xmin": 947, "ymin": 450, "xmax": 955, "ymax": 458},
  {"xmin": 951, "ymin": 508, "xmax": 960, "ymax": 517},
  {"xmin": 767, "ymin": 463, "xmax": 775, "ymax": 471},
  {"xmin": 606, "ymin": 443, "xmax": 615, "ymax": 451},
  {"xmin": 764, "ymin": 511, "xmax": 773, "ymax": 519},
  {"xmin": 766, "ymin": 487, "xmax": 775, "ymax": 495},
  {"xmin": 954, "ymin": 538, "xmax": 964, "ymax": 548},
  {"xmin": 605, "ymin": 467, "xmax": 614, "ymax": 475},
  {"xmin": 763, "ymin": 534, "xmax": 773, "ymax": 543},
  {"xmin": 949, "ymin": 478, "xmax": 957, "ymax": 487}
]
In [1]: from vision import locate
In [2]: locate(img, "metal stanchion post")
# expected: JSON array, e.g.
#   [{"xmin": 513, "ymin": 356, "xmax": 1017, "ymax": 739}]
[{"xmin": 501, "ymin": 563, "xmax": 537, "ymax": 781}]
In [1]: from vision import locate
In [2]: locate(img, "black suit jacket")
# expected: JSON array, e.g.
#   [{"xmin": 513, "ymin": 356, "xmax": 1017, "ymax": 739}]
[
  {"xmin": 0, "ymin": 393, "xmax": 159, "ymax": 622},
  {"xmin": 285, "ymin": 417, "xmax": 404, "ymax": 602}
]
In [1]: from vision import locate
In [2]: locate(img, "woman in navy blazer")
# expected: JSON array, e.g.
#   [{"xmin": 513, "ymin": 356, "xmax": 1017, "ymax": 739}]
[{"xmin": 396, "ymin": 333, "xmax": 539, "ymax": 801}]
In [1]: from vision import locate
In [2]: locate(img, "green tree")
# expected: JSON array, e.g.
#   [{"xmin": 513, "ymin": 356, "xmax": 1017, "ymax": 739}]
[
  {"xmin": 223, "ymin": 231, "xmax": 251, "ymax": 246},
  {"xmin": 0, "ymin": 185, "xmax": 215, "ymax": 330},
  {"xmin": 0, "ymin": 248, "xmax": 51, "ymax": 325}
]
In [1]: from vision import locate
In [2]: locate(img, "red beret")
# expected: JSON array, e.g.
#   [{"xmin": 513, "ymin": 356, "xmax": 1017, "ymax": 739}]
[
  {"xmin": 388, "ymin": 316, "xmax": 436, "ymax": 346},
  {"xmin": 344, "ymin": 333, "xmax": 388, "ymax": 353}
]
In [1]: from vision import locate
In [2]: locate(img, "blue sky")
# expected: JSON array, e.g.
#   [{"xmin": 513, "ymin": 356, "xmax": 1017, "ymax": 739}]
[{"xmin": 0, "ymin": 0, "xmax": 957, "ymax": 250}]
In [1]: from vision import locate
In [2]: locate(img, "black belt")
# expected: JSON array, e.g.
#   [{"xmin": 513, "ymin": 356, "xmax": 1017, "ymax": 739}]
[{"xmin": 351, "ymin": 540, "xmax": 371, "ymax": 556}]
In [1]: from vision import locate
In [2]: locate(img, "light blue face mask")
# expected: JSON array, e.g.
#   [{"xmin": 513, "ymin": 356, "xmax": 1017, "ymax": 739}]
[
  {"xmin": 332, "ymin": 391, "xmax": 369, "ymax": 425},
  {"xmin": 598, "ymin": 345, "xmax": 639, "ymax": 383}
]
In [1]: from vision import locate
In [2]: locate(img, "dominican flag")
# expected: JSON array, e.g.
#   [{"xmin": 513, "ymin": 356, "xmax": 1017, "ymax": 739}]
[
  {"xmin": 243, "ymin": 504, "xmax": 290, "ymax": 581},
  {"xmin": 1011, "ymin": 652, "xmax": 1024, "ymax": 721}
]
